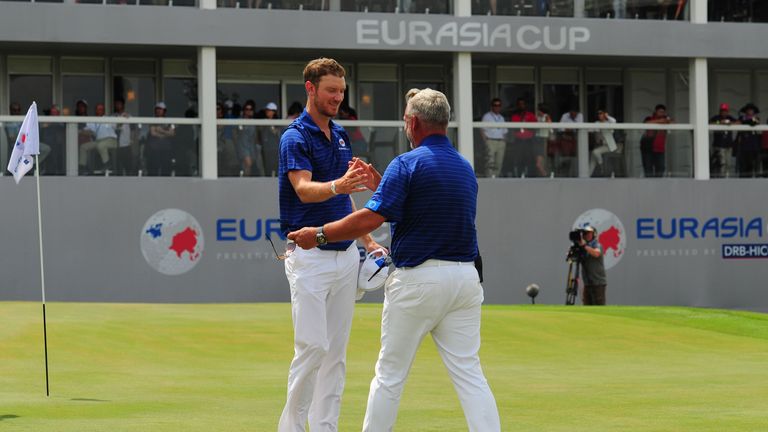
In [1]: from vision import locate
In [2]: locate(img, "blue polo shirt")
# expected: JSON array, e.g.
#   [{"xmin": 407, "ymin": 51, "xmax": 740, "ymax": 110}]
[
  {"xmin": 278, "ymin": 110, "xmax": 354, "ymax": 251},
  {"xmin": 364, "ymin": 134, "xmax": 479, "ymax": 267}
]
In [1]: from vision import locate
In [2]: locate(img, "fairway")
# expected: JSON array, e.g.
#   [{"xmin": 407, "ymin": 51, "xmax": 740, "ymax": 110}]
[{"xmin": 1, "ymin": 302, "xmax": 767, "ymax": 432}]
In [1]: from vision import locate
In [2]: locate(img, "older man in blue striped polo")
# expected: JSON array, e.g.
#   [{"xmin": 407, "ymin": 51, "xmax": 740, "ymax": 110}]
[{"xmin": 289, "ymin": 88, "xmax": 501, "ymax": 432}]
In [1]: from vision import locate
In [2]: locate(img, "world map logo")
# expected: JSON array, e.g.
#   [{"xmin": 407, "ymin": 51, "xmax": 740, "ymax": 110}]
[
  {"xmin": 573, "ymin": 208, "xmax": 626, "ymax": 270},
  {"xmin": 140, "ymin": 209, "xmax": 204, "ymax": 275}
]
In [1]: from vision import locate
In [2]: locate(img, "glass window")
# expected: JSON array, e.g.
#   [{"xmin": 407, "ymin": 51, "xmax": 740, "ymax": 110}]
[
  {"xmin": 472, "ymin": 82, "xmax": 492, "ymax": 177},
  {"xmin": 709, "ymin": 1, "xmax": 768, "ymax": 22},
  {"xmin": 358, "ymin": 82, "xmax": 398, "ymax": 120},
  {"xmin": 164, "ymin": 78, "xmax": 198, "ymax": 118},
  {"xmin": 285, "ymin": 83, "xmax": 306, "ymax": 118},
  {"xmin": 542, "ymin": 84, "xmax": 580, "ymax": 121},
  {"xmin": 587, "ymin": 84, "xmax": 624, "ymax": 122},
  {"xmin": 63, "ymin": 76, "xmax": 105, "ymax": 117},
  {"xmin": 9, "ymin": 75, "xmax": 52, "ymax": 115},
  {"xmin": 473, "ymin": 83, "xmax": 491, "ymax": 121},
  {"xmin": 400, "ymin": 0, "xmax": 450, "ymax": 13},
  {"xmin": 497, "ymin": 83, "xmax": 534, "ymax": 118},
  {"xmin": 114, "ymin": 76, "xmax": 156, "ymax": 117},
  {"xmin": 217, "ymin": 82, "xmax": 280, "ymax": 117},
  {"xmin": 225, "ymin": 0, "xmax": 326, "ymax": 9},
  {"xmin": 472, "ymin": 0, "xmax": 686, "ymax": 19},
  {"xmin": 341, "ymin": 0, "xmax": 397, "ymax": 12}
]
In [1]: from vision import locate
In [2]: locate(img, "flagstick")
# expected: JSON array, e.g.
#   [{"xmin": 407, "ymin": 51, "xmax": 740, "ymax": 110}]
[{"xmin": 34, "ymin": 155, "xmax": 50, "ymax": 397}]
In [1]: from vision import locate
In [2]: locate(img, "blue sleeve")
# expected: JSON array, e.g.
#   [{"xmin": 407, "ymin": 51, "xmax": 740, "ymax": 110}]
[
  {"xmin": 280, "ymin": 128, "xmax": 313, "ymax": 172},
  {"xmin": 364, "ymin": 158, "xmax": 409, "ymax": 222}
]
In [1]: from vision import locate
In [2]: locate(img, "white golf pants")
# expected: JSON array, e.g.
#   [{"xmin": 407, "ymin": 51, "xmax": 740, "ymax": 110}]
[
  {"xmin": 278, "ymin": 243, "xmax": 359, "ymax": 432},
  {"xmin": 362, "ymin": 260, "xmax": 501, "ymax": 432}
]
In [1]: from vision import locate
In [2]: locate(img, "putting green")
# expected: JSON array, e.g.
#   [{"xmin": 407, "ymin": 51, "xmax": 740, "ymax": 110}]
[{"xmin": 1, "ymin": 302, "xmax": 767, "ymax": 431}]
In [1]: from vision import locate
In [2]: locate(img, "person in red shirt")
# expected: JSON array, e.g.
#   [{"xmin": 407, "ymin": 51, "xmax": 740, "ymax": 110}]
[
  {"xmin": 509, "ymin": 98, "xmax": 538, "ymax": 177},
  {"xmin": 641, "ymin": 104, "xmax": 672, "ymax": 177}
]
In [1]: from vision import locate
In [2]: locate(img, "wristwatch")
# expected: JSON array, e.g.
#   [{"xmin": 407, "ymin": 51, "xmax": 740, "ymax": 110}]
[
  {"xmin": 330, "ymin": 180, "xmax": 338, "ymax": 195},
  {"xmin": 316, "ymin": 226, "xmax": 328, "ymax": 246}
]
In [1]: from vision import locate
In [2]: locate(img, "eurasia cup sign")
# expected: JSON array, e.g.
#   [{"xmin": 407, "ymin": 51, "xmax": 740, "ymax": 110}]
[
  {"xmin": 572, "ymin": 208, "xmax": 626, "ymax": 270},
  {"xmin": 140, "ymin": 209, "xmax": 204, "ymax": 275}
]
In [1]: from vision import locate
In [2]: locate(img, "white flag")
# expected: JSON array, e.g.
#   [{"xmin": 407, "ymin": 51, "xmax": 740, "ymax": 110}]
[{"xmin": 6, "ymin": 102, "xmax": 40, "ymax": 184}]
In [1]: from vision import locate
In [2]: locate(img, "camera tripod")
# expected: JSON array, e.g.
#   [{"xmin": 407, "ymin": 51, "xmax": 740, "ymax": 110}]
[{"xmin": 565, "ymin": 246, "xmax": 583, "ymax": 306}]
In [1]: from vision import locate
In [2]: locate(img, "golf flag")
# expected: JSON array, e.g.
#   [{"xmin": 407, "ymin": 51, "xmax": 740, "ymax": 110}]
[{"xmin": 7, "ymin": 102, "xmax": 40, "ymax": 184}]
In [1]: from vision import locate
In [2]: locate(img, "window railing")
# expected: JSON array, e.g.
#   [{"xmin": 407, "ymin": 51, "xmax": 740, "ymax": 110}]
[
  {"xmin": 215, "ymin": 119, "xmax": 457, "ymax": 177},
  {"xmin": 708, "ymin": 124, "xmax": 768, "ymax": 178},
  {"xmin": 473, "ymin": 121, "xmax": 695, "ymax": 178},
  {"xmin": 0, "ymin": 116, "xmax": 201, "ymax": 177},
  {"xmin": 5, "ymin": 116, "xmax": 766, "ymax": 179}
]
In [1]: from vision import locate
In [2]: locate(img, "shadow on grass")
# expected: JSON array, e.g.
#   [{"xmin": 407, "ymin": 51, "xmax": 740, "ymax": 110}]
[
  {"xmin": 0, "ymin": 415, "xmax": 19, "ymax": 421},
  {"xmin": 70, "ymin": 398, "xmax": 111, "ymax": 402}
]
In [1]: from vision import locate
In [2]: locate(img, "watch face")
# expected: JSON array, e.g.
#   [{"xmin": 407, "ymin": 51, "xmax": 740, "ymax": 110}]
[{"xmin": 316, "ymin": 232, "xmax": 327, "ymax": 245}]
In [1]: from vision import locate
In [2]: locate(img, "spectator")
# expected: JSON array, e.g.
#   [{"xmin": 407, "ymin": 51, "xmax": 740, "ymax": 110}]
[
  {"xmin": 534, "ymin": 103, "xmax": 553, "ymax": 177},
  {"xmin": 236, "ymin": 100, "xmax": 264, "ymax": 176},
  {"xmin": 480, "ymin": 98, "xmax": 507, "ymax": 177},
  {"xmin": 508, "ymin": 97, "xmax": 537, "ymax": 177},
  {"xmin": 762, "ymin": 117, "xmax": 768, "ymax": 177},
  {"xmin": 590, "ymin": 109, "xmax": 618, "ymax": 176},
  {"xmin": 641, "ymin": 104, "xmax": 672, "ymax": 177},
  {"xmin": 174, "ymin": 107, "xmax": 199, "ymax": 176},
  {"xmin": 75, "ymin": 99, "xmax": 92, "ymax": 149},
  {"xmin": 258, "ymin": 102, "xmax": 281, "ymax": 177},
  {"xmin": 79, "ymin": 103, "xmax": 118, "ymax": 175},
  {"xmin": 555, "ymin": 107, "xmax": 583, "ymax": 177},
  {"xmin": 709, "ymin": 102, "xmax": 739, "ymax": 178},
  {"xmin": 218, "ymin": 100, "xmax": 238, "ymax": 176},
  {"xmin": 113, "ymin": 97, "xmax": 137, "ymax": 176},
  {"xmin": 338, "ymin": 105, "xmax": 368, "ymax": 161},
  {"xmin": 41, "ymin": 104, "xmax": 66, "ymax": 175},
  {"xmin": 146, "ymin": 101, "xmax": 175, "ymax": 176},
  {"xmin": 736, "ymin": 103, "xmax": 761, "ymax": 178},
  {"xmin": 286, "ymin": 101, "xmax": 303, "ymax": 120}
]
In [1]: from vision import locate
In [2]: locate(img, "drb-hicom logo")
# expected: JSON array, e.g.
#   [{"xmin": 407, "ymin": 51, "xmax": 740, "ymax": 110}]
[
  {"xmin": 140, "ymin": 209, "xmax": 204, "ymax": 275},
  {"xmin": 572, "ymin": 208, "xmax": 626, "ymax": 270}
]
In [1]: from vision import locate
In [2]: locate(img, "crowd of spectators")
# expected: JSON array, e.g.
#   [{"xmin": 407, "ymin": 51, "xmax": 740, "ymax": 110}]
[
  {"xmin": 478, "ymin": 98, "xmax": 768, "ymax": 178},
  {"xmin": 6, "ymin": 96, "xmax": 768, "ymax": 178}
]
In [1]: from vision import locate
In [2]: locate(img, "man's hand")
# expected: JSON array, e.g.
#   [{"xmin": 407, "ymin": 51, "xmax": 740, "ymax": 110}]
[
  {"xmin": 334, "ymin": 164, "xmax": 369, "ymax": 194},
  {"xmin": 287, "ymin": 227, "xmax": 319, "ymax": 250},
  {"xmin": 348, "ymin": 157, "xmax": 382, "ymax": 191},
  {"xmin": 364, "ymin": 239, "xmax": 386, "ymax": 254}
]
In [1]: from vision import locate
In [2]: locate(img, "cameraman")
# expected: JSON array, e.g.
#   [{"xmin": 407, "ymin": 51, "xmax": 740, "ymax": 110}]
[{"xmin": 578, "ymin": 226, "xmax": 607, "ymax": 305}]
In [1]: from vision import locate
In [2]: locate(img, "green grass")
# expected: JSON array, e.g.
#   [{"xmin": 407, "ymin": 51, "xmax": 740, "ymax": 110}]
[{"xmin": 1, "ymin": 302, "xmax": 768, "ymax": 431}]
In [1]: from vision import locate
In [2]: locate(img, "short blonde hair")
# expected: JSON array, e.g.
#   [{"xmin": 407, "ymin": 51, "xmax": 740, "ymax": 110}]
[
  {"xmin": 405, "ymin": 88, "xmax": 450, "ymax": 128},
  {"xmin": 303, "ymin": 58, "xmax": 346, "ymax": 88}
]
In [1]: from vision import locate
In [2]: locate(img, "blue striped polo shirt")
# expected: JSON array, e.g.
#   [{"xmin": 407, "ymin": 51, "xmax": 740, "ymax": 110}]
[
  {"xmin": 278, "ymin": 109, "xmax": 354, "ymax": 251},
  {"xmin": 364, "ymin": 134, "xmax": 479, "ymax": 267}
]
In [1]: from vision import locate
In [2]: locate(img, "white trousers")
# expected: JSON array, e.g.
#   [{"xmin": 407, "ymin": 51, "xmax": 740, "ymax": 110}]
[
  {"xmin": 278, "ymin": 243, "xmax": 359, "ymax": 432},
  {"xmin": 362, "ymin": 260, "xmax": 501, "ymax": 432}
]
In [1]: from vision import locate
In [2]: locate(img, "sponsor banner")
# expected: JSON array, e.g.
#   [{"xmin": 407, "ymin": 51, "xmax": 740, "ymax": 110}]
[
  {"xmin": 1, "ymin": 178, "xmax": 767, "ymax": 309},
  {"xmin": 722, "ymin": 244, "xmax": 768, "ymax": 259}
]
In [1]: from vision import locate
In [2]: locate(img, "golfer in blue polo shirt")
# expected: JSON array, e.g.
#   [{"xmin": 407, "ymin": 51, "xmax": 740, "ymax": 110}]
[
  {"xmin": 277, "ymin": 58, "xmax": 383, "ymax": 432},
  {"xmin": 289, "ymin": 88, "xmax": 501, "ymax": 432}
]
